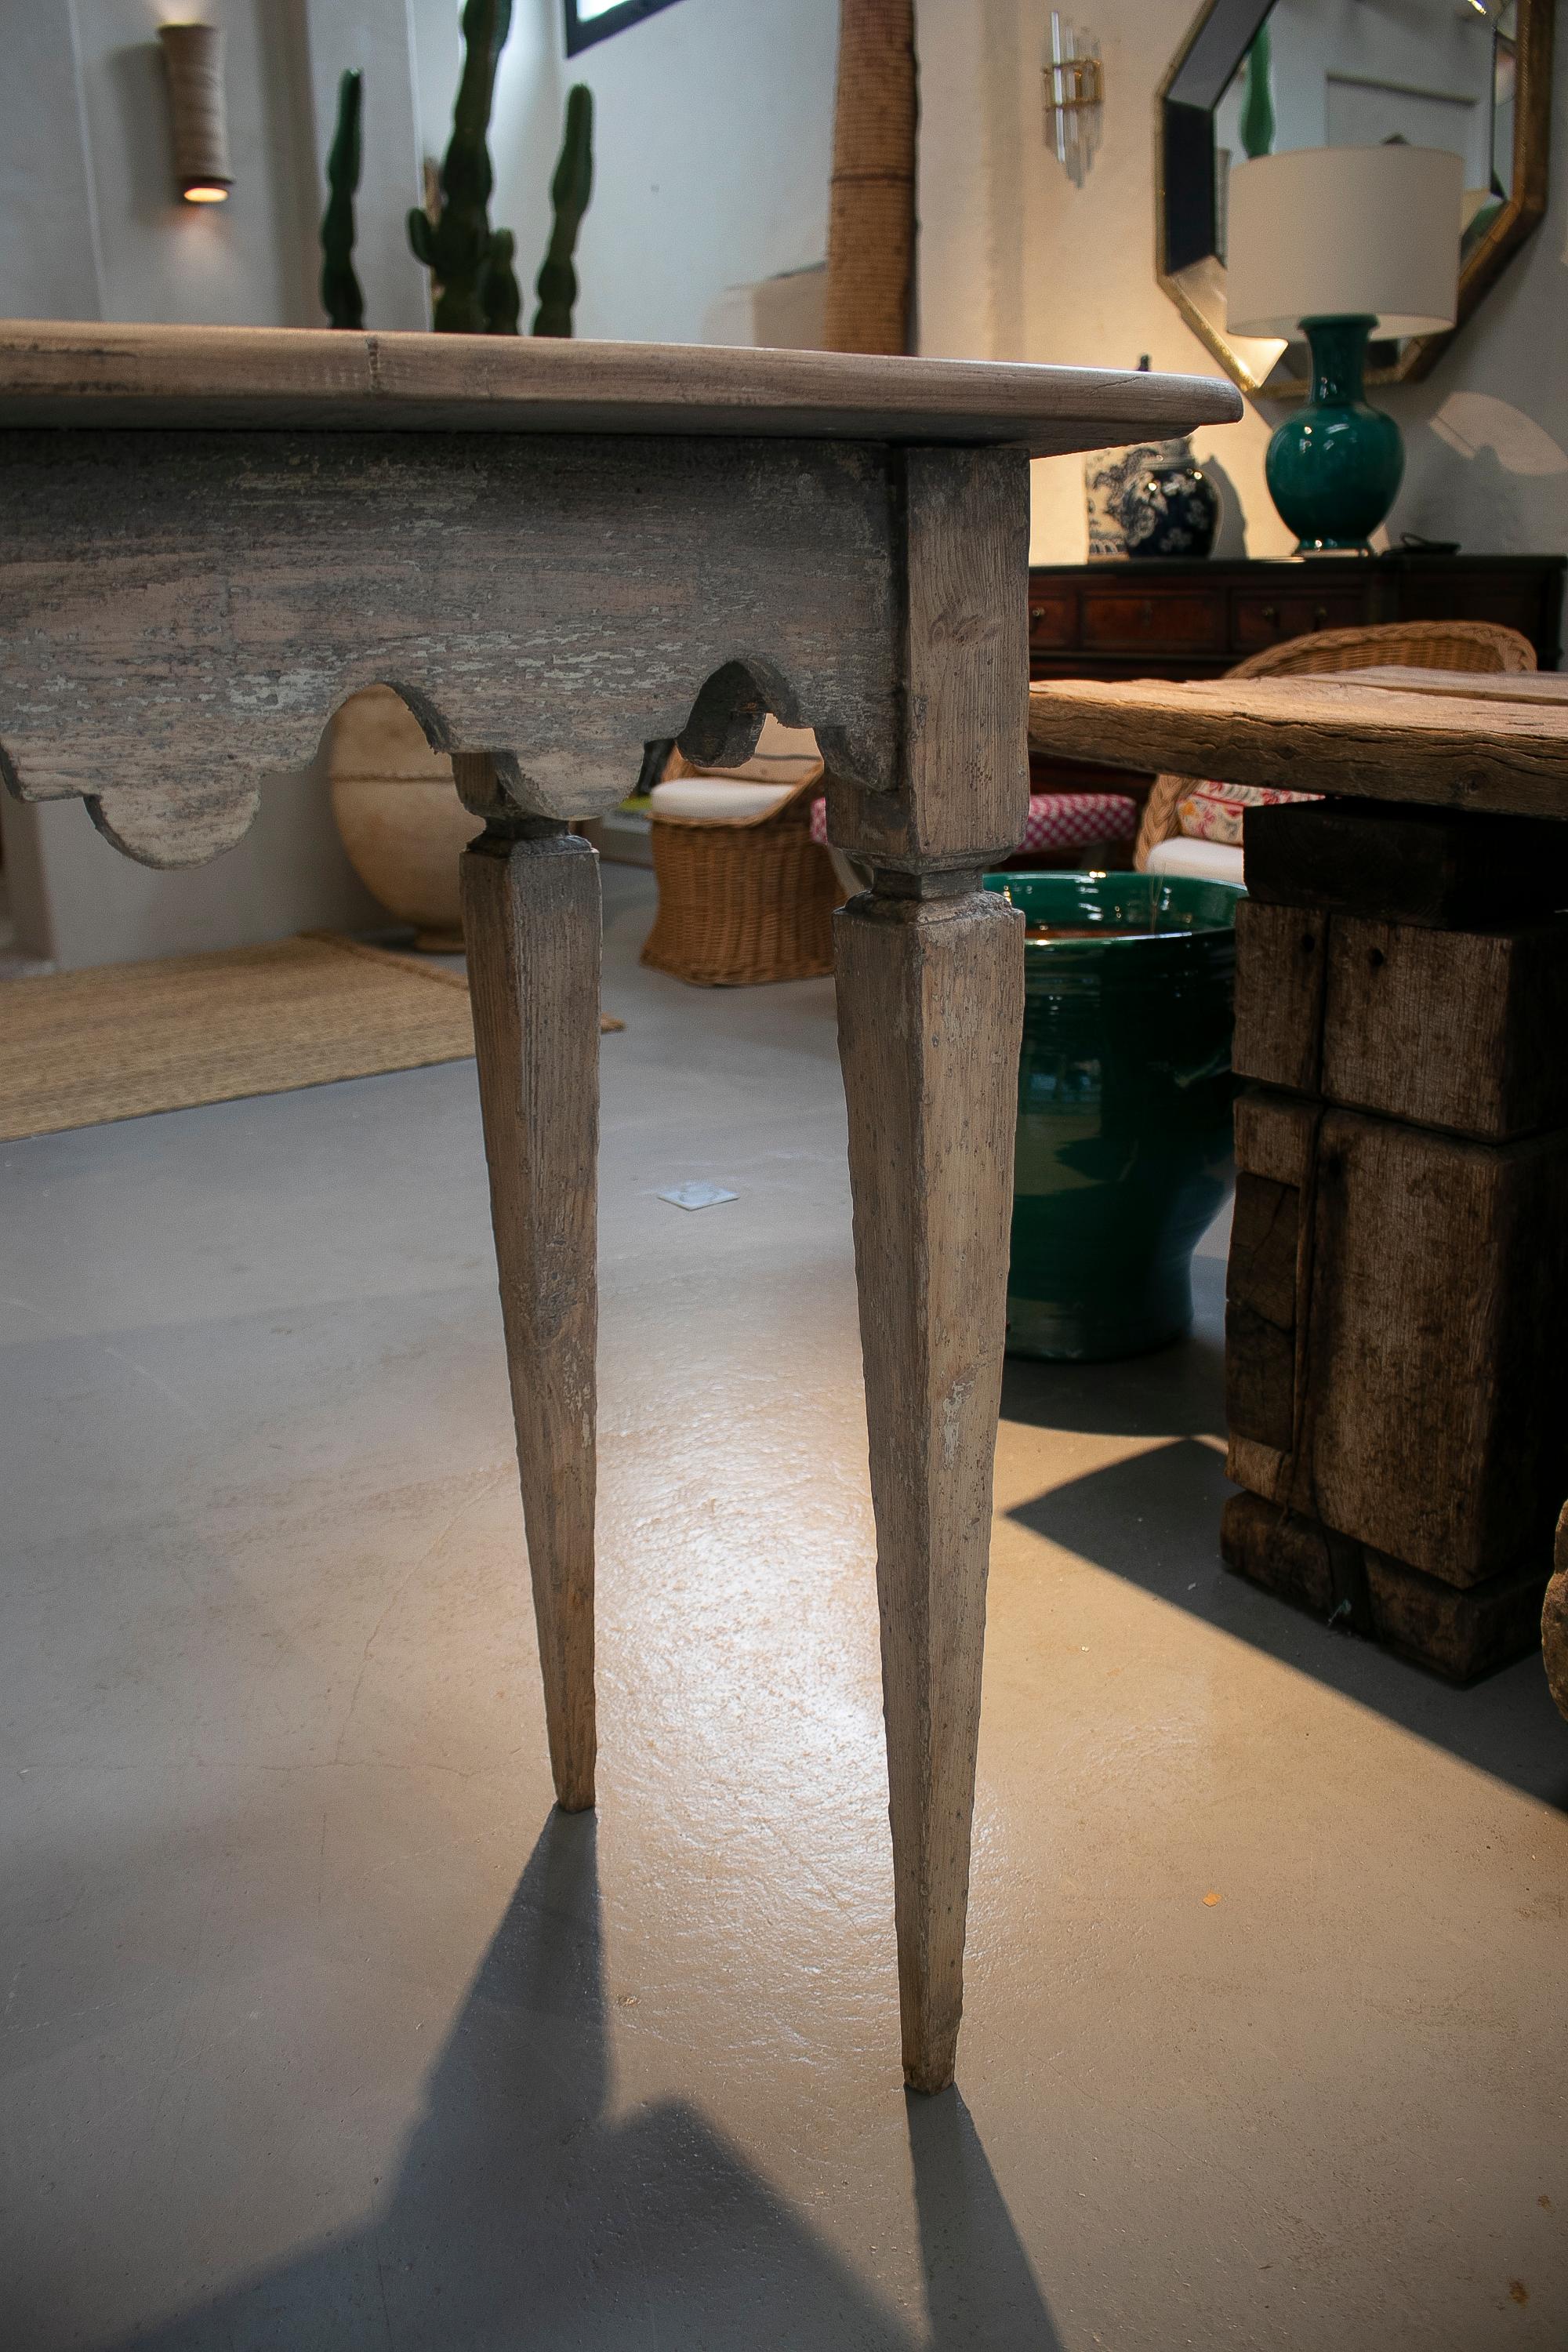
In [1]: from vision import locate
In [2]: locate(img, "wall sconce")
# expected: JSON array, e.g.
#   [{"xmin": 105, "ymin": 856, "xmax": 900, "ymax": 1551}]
[
  {"xmin": 1043, "ymin": 13, "xmax": 1102, "ymax": 189},
  {"xmin": 158, "ymin": 24, "xmax": 231, "ymax": 205}
]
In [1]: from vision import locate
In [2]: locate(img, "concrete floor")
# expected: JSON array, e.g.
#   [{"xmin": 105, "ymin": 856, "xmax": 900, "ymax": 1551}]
[{"xmin": 3, "ymin": 863, "xmax": 1565, "ymax": 2350}]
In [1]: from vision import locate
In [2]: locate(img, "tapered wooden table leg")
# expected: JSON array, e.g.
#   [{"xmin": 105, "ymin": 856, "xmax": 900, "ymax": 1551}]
[
  {"xmin": 461, "ymin": 823, "xmax": 600, "ymax": 1813},
  {"xmin": 837, "ymin": 882, "xmax": 1024, "ymax": 2092}
]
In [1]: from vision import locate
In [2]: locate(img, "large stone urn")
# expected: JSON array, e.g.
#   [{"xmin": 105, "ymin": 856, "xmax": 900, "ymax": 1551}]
[{"xmin": 327, "ymin": 685, "xmax": 477, "ymax": 950}]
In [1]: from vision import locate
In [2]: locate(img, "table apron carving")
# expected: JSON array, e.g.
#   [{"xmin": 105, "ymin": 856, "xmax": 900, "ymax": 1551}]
[{"xmin": 0, "ymin": 431, "xmax": 1027, "ymax": 876}]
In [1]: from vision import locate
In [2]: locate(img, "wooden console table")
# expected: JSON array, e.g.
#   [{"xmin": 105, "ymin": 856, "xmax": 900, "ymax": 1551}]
[
  {"xmin": 0, "ymin": 321, "xmax": 1239, "ymax": 2091},
  {"xmin": 1030, "ymin": 668, "xmax": 1568, "ymax": 1682}
]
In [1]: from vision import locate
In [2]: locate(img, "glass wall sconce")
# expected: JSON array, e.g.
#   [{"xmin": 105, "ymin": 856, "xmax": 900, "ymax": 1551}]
[
  {"xmin": 1044, "ymin": 14, "xmax": 1103, "ymax": 188},
  {"xmin": 158, "ymin": 23, "xmax": 231, "ymax": 205}
]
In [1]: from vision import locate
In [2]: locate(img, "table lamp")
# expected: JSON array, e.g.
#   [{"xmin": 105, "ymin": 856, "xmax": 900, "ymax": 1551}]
[{"xmin": 1226, "ymin": 145, "xmax": 1462, "ymax": 554}]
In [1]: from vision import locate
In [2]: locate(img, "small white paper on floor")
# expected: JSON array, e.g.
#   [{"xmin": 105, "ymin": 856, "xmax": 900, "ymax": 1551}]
[{"xmin": 657, "ymin": 1181, "xmax": 739, "ymax": 1211}]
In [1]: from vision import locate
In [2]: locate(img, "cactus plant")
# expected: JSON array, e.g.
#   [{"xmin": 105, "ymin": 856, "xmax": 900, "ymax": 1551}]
[
  {"xmin": 320, "ymin": 69, "xmax": 365, "ymax": 331},
  {"xmin": 1239, "ymin": 22, "xmax": 1274, "ymax": 162},
  {"xmin": 407, "ymin": 0, "xmax": 514, "ymax": 333},
  {"xmin": 532, "ymin": 85, "xmax": 593, "ymax": 339},
  {"xmin": 482, "ymin": 228, "xmax": 523, "ymax": 335}
]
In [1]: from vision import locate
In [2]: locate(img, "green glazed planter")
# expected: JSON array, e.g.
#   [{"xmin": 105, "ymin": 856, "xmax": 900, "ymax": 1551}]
[
  {"xmin": 1265, "ymin": 314, "xmax": 1404, "ymax": 557},
  {"xmin": 984, "ymin": 871, "xmax": 1243, "ymax": 1362}
]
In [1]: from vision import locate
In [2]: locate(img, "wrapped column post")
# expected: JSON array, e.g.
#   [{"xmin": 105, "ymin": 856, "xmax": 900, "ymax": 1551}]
[{"xmin": 822, "ymin": 0, "xmax": 916, "ymax": 356}]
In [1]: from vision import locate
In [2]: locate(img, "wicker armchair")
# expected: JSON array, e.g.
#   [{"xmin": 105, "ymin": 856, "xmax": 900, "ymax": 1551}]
[
  {"xmin": 640, "ymin": 727, "xmax": 844, "ymax": 986},
  {"xmin": 1134, "ymin": 618, "xmax": 1537, "ymax": 869}
]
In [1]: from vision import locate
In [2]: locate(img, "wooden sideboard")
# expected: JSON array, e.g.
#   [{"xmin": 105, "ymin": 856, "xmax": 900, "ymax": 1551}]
[
  {"xmin": 1027, "ymin": 554, "xmax": 1566, "ymax": 797},
  {"xmin": 1029, "ymin": 553, "xmax": 1565, "ymax": 678}
]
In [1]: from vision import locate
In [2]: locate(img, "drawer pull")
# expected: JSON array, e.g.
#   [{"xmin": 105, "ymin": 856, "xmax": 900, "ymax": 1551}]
[
  {"xmin": 1029, "ymin": 607, "xmax": 1045, "ymax": 623},
  {"xmin": 1314, "ymin": 605, "xmax": 1328, "ymax": 626},
  {"xmin": 1261, "ymin": 603, "xmax": 1278, "ymax": 623}
]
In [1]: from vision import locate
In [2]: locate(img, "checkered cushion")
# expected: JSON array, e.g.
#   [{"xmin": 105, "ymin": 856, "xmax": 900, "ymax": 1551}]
[{"xmin": 808, "ymin": 792, "xmax": 1138, "ymax": 852}]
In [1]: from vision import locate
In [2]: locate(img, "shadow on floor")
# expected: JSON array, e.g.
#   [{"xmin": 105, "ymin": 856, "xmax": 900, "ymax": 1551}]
[
  {"xmin": 1003, "ymin": 1263, "xmax": 1568, "ymax": 1814},
  {"xmin": 97, "ymin": 1814, "xmax": 1061, "ymax": 2352},
  {"xmin": 1000, "ymin": 1253, "xmax": 1229, "ymax": 1446}
]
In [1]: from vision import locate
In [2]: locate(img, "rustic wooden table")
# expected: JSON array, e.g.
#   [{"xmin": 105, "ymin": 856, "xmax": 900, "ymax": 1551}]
[
  {"xmin": 1031, "ymin": 667, "xmax": 1568, "ymax": 1690},
  {"xmin": 0, "ymin": 321, "xmax": 1238, "ymax": 2090}
]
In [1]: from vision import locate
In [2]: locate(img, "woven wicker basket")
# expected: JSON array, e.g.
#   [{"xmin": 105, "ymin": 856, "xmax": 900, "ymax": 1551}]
[
  {"xmin": 641, "ymin": 781, "xmax": 845, "ymax": 987},
  {"xmin": 1134, "ymin": 618, "xmax": 1537, "ymax": 868}
]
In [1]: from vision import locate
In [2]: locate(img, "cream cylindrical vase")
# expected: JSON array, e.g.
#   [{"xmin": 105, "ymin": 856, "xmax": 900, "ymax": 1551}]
[{"xmin": 327, "ymin": 688, "xmax": 477, "ymax": 952}]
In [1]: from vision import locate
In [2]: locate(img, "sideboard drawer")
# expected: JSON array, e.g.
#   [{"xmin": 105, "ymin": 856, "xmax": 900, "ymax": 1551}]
[
  {"xmin": 1232, "ymin": 589, "xmax": 1365, "ymax": 651},
  {"xmin": 1395, "ymin": 577, "xmax": 1548, "ymax": 641},
  {"xmin": 1027, "ymin": 591, "xmax": 1077, "ymax": 649},
  {"xmin": 1026, "ymin": 557, "xmax": 1565, "ymax": 681},
  {"xmin": 1080, "ymin": 591, "xmax": 1228, "ymax": 653}
]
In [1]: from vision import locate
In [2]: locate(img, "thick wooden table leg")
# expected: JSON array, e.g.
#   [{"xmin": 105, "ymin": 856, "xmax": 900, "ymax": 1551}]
[
  {"xmin": 1224, "ymin": 798, "xmax": 1568, "ymax": 1682},
  {"xmin": 461, "ymin": 822, "xmax": 600, "ymax": 1812},
  {"xmin": 837, "ymin": 881, "xmax": 1024, "ymax": 2092}
]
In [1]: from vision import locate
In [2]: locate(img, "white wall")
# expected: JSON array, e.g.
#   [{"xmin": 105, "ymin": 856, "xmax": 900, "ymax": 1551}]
[
  {"xmin": 45, "ymin": 0, "xmax": 318, "ymax": 331},
  {"xmin": 410, "ymin": 0, "xmax": 838, "ymax": 346},
  {"xmin": 0, "ymin": 752, "xmax": 383, "ymax": 971},
  {"xmin": 916, "ymin": 0, "xmax": 1568, "ymax": 566},
  {"xmin": 0, "ymin": 9, "xmax": 103, "ymax": 322},
  {"xmin": 0, "ymin": 0, "xmax": 425, "ymax": 964},
  {"xmin": 306, "ymin": 0, "xmax": 431, "ymax": 331}
]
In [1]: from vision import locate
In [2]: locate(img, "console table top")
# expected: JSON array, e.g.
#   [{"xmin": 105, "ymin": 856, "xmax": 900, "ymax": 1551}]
[{"xmin": 0, "ymin": 321, "xmax": 1241, "ymax": 455}]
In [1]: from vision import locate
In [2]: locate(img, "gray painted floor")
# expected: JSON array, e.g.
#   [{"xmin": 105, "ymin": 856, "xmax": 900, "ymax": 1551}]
[{"xmin": 3, "ymin": 866, "xmax": 1565, "ymax": 2350}]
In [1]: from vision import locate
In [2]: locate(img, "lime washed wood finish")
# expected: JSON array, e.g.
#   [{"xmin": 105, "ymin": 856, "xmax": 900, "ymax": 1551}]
[{"xmin": 0, "ymin": 319, "xmax": 1240, "ymax": 2090}]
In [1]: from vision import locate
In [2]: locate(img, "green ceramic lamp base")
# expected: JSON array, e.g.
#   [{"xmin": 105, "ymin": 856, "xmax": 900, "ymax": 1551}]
[{"xmin": 1265, "ymin": 314, "xmax": 1403, "ymax": 557}]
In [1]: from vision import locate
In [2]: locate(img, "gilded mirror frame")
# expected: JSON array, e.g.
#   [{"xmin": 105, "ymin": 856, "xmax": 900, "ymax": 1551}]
[{"xmin": 1156, "ymin": 0, "xmax": 1552, "ymax": 397}]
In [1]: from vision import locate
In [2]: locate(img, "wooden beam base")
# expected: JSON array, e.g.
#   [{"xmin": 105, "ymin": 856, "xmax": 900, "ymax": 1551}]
[
  {"xmin": 1545, "ymin": 1508, "xmax": 1568, "ymax": 1723},
  {"xmin": 1221, "ymin": 1492, "xmax": 1549, "ymax": 1685}
]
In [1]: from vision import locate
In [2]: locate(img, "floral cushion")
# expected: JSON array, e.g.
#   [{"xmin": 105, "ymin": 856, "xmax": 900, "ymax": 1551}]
[{"xmin": 1177, "ymin": 779, "xmax": 1321, "ymax": 848}]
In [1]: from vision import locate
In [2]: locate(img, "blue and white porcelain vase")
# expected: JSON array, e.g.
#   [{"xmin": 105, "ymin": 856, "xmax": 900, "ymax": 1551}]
[
  {"xmin": 1121, "ymin": 437, "xmax": 1219, "ymax": 560},
  {"xmin": 1084, "ymin": 443, "xmax": 1160, "ymax": 561}
]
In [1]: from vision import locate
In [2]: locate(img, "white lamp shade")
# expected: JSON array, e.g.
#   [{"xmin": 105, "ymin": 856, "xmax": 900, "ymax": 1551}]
[{"xmin": 1226, "ymin": 146, "xmax": 1463, "ymax": 336}]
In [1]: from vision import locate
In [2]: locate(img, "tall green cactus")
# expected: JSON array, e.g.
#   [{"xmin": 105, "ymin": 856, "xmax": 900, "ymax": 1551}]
[
  {"xmin": 1239, "ymin": 22, "xmax": 1274, "ymax": 161},
  {"xmin": 532, "ymin": 85, "xmax": 593, "ymax": 339},
  {"xmin": 407, "ymin": 0, "xmax": 514, "ymax": 334},
  {"xmin": 320, "ymin": 69, "xmax": 364, "ymax": 331},
  {"xmin": 483, "ymin": 230, "xmax": 522, "ymax": 335}
]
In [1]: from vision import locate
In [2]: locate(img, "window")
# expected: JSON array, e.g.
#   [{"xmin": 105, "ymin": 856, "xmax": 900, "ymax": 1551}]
[{"xmin": 564, "ymin": 0, "xmax": 684, "ymax": 56}]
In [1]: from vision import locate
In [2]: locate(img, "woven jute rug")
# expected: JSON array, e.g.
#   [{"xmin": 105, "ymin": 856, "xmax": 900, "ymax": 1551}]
[{"xmin": 0, "ymin": 931, "xmax": 621, "ymax": 1142}]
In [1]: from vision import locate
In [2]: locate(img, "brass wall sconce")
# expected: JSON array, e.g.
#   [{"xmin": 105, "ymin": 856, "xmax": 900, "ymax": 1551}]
[
  {"xmin": 1044, "ymin": 13, "xmax": 1103, "ymax": 188},
  {"xmin": 158, "ymin": 23, "xmax": 231, "ymax": 205}
]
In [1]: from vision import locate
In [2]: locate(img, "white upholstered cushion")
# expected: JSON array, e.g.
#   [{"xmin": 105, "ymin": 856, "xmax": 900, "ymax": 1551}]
[
  {"xmin": 1145, "ymin": 834, "xmax": 1247, "ymax": 885},
  {"xmin": 649, "ymin": 777, "xmax": 797, "ymax": 822}
]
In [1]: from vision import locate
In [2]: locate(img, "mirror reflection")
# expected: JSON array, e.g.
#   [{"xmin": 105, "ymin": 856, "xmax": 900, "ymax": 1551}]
[
  {"xmin": 1214, "ymin": 0, "xmax": 1515, "ymax": 270},
  {"xmin": 1158, "ymin": 0, "xmax": 1543, "ymax": 395}
]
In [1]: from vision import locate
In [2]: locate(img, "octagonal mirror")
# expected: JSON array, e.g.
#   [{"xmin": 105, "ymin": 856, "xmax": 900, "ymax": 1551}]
[{"xmin": 1156, "ymin": 0, "xmax": 1552, "ymax": 397}]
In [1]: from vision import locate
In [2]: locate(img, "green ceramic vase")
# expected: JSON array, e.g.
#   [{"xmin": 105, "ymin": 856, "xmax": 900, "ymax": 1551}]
[
  {"xmin": 1265, "ymin": 314, "xmax": 1403, "ymax": 557},
  {"xmin": 984, "ymin": 871, "xmax": 1243, "ymax": 1362}
]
